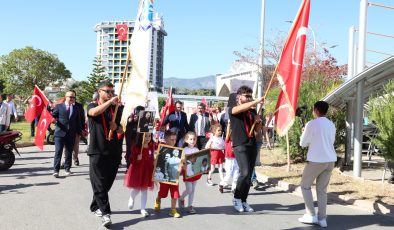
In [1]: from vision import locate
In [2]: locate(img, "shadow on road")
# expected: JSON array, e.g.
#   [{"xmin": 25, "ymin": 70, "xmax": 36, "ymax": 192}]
[
  {"xmin": 0, "ymin": 182, "xmax": 59, "ymax": 194},
  {"xmin": 283, "ymin": 213, "xmax": 394, "ymax": 230}
]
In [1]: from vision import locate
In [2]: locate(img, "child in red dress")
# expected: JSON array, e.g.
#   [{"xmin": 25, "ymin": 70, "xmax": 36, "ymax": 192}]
[
  {"xmin": 179, "ymin": 131, "xmax": 201, "ymax": 214},
  {"xmin": 154, "ymin": 130, "xmax": 182, "ymax": 218},
  {"xmin": 205, "ymin": 125, "xmax": 225, "ymax": 186},
  {"xmin": 124, "ymin": 132, "xmax": 155, "ymax": 217}
]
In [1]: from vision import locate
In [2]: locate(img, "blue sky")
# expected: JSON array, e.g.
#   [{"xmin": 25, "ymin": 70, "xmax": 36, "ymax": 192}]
[{"xmin": 1, "ymin": 0, "xmax": 393, "ymax": 81}]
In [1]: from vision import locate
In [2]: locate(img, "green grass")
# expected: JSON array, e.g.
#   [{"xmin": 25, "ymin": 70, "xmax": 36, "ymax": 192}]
[{"xmin": 10, "ymin": 121, "xmax": 35, "ymax": 142}]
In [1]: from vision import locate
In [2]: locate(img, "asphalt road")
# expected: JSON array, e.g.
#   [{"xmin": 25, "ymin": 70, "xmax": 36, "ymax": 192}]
[{"xmin": 1, "ymin": 144, "xmax": 394, "ymax": 230}]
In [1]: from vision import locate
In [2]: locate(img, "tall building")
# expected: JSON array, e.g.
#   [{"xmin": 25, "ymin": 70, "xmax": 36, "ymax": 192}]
[{"xmin": 94, "ymin": 15, "xmax": 166, "ymax": 92}]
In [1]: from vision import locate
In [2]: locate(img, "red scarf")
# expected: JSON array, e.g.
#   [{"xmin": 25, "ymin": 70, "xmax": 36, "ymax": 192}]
[
  {"xmin": 98, "ymin": 100, "xmax": 114, "ymax": 140},
  {"xmin": 243, "ymin": 110, "xmax": 253, "ymax": 138}
]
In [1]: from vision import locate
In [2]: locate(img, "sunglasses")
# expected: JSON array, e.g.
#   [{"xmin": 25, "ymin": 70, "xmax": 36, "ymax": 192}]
[
  {"xmin": 242, "ymin": 94, "xmax": 253, "ymax": 99},
  {"xmin": 100, "ymin": 89, "xmax": 115, "ymax": 94},
  {"xmin": 66, "ymin": 96, "xmax": 76, "ymax": 99}
]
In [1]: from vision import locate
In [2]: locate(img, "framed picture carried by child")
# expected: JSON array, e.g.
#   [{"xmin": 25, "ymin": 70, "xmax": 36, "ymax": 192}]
[
  {"xmin": 184, "ymin": 149, "xmax": 211, "ymax": 179},
  {"xmin": 137, "ymin": 110, "xmax": 155, "ymax": 133},
  {"xmin": 153, "ymin": 144, "xmax": 184, "ymax": 185}
]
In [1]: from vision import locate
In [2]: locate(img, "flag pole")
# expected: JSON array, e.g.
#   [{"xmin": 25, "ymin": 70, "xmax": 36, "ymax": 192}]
[
  {"xmin": 286, "ymin": 132, "xmax": 291, "ymax": 172},
  {"xmin": 248, "ymin": 64, "xmax": 279, "ymax": 137},
  {"xmin": 108, "ymin": 49, "xmax": 131, "ymax": 140}
]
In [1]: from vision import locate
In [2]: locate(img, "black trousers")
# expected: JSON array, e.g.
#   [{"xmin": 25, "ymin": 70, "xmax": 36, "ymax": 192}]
[
  {"xmin": 233, "ymin": 144, "xmax": 258, "ymax": 202},
  {"xmin": 89, "ymin": 154, "xmax": 120, "ymax": 215}
]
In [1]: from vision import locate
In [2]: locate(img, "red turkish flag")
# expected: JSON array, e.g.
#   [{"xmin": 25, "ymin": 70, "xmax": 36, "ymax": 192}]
[
  {"xmin": 24, "ymin": 86, "xmax": 49, "ymax": 123},
  {"xmin": 34, "ymin": 108, "xmax": 53, "ymax": 150},
  {"xmin": 157, "ymin": 87, "xmax": 175, "ymax": 130},
  {"xmin": 116, "ymin": 24, "xmax": 128, "ymax": 41},
  {"xmin": 274, "ymin": 0, "xmax": 310, "ymax": 137}
]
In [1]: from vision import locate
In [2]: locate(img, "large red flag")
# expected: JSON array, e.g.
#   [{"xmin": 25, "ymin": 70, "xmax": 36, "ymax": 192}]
[
  {"xmin": 156, "ymin": 87, "xmax": 175, "ymax": 130},
  {"xmin": 24, "ymin": 86, "xmax": 49, "ymax": 123},
  {"xmin": 116, "ymin": 24, "xmax": 128, "ymax": 41},
  {"xmin": 274, "ymin": 0, "xmax": 310, "ymax": 137},
  {"xmin": 34, "ymin": 108, "xmax": 53, "ymax": 150}
]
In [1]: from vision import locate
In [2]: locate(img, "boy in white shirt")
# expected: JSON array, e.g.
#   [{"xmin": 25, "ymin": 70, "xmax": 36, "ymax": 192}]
[{"xmin": 298, "ymin": 101, "xmax": 336, "ymax": 228}]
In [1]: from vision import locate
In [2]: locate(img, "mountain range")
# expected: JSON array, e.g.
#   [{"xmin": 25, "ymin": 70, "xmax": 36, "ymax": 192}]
[{"xmin": 163, "ymin": 75, "xmax": 216, "ymax": 89}]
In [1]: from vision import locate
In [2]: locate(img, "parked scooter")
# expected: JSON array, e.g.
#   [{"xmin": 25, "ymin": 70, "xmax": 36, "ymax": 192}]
[{"xmin": 0, "ymin": 131, "xmax": 22, "ymax": 171}]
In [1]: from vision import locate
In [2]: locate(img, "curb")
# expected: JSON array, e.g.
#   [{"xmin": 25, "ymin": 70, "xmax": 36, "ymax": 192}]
[
  {"xmin": 16, "ymin": 142, "xmax": 35, "ymax": 148},
  {"xmin": 256, "ymin": 171, "xmax": 394, "ymax": 218}
]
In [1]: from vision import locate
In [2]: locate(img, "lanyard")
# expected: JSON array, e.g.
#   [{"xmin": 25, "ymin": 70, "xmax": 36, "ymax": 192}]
[
  {"xmin": 98, "ymin": 100, "xmax": 114, "ymax": 140},
  {"xmin": 243, "ymin": 111, "xmax": 253, "ymax": 138}
]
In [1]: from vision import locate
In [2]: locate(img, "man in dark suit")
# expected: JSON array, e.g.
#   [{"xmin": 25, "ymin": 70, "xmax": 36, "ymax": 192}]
[
  {"xmin": 163, "ymin": 101, "xmax": 189, "ymax": 147},
  {"xmin": 189, "ymin": 103, "xmax": 211, "ymax": 149},
  {"xmin": 71, "ymin": 100, "xmax": 85, "ymax": 166},
  {"xmin": 52, "ymin": 90, "xmax": 81, "ymax": 177}
]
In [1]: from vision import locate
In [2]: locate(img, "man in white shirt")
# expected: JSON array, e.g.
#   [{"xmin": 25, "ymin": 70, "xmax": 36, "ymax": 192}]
[
  {"xmin": 298, "ymin": 101, "xmax": 336, "ymax": 228},
  {"xmin": 0, "ymin": 94, "xmax": 11, "ymax": 132},
  {"xmin": 5, "ymin": 94, "xmax": 18, "ymax": 130}
]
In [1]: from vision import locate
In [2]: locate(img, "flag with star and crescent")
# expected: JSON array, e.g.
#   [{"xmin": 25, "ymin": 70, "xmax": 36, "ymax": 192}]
[
  {"xmin": 274, "ymin": 0, "xmax": 310, "ymax": 137},
  {"xmin": 34, "ymin": 106, "xmax": 53, "ymax": 150},
  {"xmin": 24, "ymin": 85, "xmax": 49, "ymax": 122}
]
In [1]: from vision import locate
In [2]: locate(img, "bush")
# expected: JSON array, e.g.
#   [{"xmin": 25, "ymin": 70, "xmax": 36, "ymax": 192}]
[
  {"xmin": 278, "ymin": 74, "xmax": 345, "ymax": 162},
  {"xmin": 368, "ymin": 80, "xmax": 394, "ymax": 163}
]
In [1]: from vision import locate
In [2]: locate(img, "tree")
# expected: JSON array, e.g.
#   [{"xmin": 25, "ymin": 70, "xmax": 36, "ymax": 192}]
[
  {"xmin": 234, "ymin": 31, "xmax": 347, "ymax": 162},
  {"xmin": 80, "ymin": 57, "xmax": 110, "ymax": 106},
  {"xmin": 0, "ymin": 46, "xmax": 71, "ymax": 98}
]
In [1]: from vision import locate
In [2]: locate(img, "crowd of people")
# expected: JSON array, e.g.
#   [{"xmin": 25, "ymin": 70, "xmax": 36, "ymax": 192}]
[{"xmin": 9, "ymin": 82, "xmax": 336, "ymax": 228}]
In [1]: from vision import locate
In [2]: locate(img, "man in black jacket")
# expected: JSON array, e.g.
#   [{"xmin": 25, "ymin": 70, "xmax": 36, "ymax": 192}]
[
  {"xmin": 163, "ymin": 101, "xmax": 189, "ymax": 147},
  {"xmin": 52, "ymin": 90, "xmax": 81, "ymax": 177},
  {"xmin": 87, "ymin": 81, "xmax": 123, "ymax": 227},
  {"xmin": 189, "ymin": 103, "xmax": 211, "ymax": 149}
]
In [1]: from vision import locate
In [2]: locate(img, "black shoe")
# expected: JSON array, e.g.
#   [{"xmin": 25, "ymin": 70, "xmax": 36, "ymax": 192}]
[
  {"xmin": 219, "ymin": 185, "xmax": 224, "ymax": 193},
  {"xmin": 60, "ymin": 164, "xmax": 65, "ymax": 169},
  {"xmin": 74, "ymin": 161, "xmax": 79, "ymax": 166}
]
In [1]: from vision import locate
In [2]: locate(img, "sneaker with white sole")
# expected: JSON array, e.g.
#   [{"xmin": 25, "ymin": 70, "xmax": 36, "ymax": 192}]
[
  {"xmin": 53, "ymin": 172, "xmax": 59, "ymax": 178},
  {"xmin": 64, "ymin": 170, "xmax": 72, "ymax": 177},
  {"xmin": 187, "ymin": 206, "xmax": 196, "ymax": 214},
  {"xmin": 128, "ymin": 197, "xmax": 134, "ymax": 210},
  {"xmin": 101, "ymin": 214, "xmax": 112, "ymax": 227},
  {"xmin": 206, "ymin": 179, "xmax": 214, "ymax": 186},
  {"xmin": 318, "ymin": 219, "xmax": 327, "ymax": 228},
  {"xmin": 141, "ymin": 209, "xmax": 150, "ymax": 217},
  {"xmin": 232, "ymin": 198, "xmax": 244, "ymax": 212},
  {"xmin": 298, "ymin": 214, "xmax": 318, "ymax": 224},
  {"xmin": 242, "ymin": 202, "xmax": 254, "ymax": 212},
  {"xmin": 93, "ymin": 209, "xmax": 102, "ymax": 217}
]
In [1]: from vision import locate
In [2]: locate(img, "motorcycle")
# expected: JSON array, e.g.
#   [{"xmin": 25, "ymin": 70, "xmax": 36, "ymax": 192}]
[
  {"xmin": 0, "ymin": 130, "xmax": 22, "ymax": 171},
  {"xmin": 46, "ymin": 122, "xmax": 88, "ymax": 145}
]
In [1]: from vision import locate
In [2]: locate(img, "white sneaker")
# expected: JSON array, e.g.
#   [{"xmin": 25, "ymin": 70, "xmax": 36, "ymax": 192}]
[
  {"xmin": 141, "ymin": 209, "xmax": 150, "ymax": 217},
  {"xmin": 64, "ymin": 170, "xmax": 72, "ymax": 177},
  {"xmin": 242, "ymin": 202, "xmax": 254, "ymax": 212},
  {"xmin": 298, "ymin": 214, "xmax": 318, "ymax": 224},
  {"xmin": 318, "ymin": 219, "xmax": 328, "ymax": 228},
  {"xmin": 128, "ymin": 197, "xmax": 134, "ymax": 210},
  {"xmin": 93, "ymin": 209, "xmax": 102, "ymax": 217},
  {"xmin": 101, "ymin": 214, "xmax": 112, "ymax": 227},
  {"xmin": 207, "ymin": 179, "xmax": 214, "ymax": 186},
  {"xmin": 53, "ymin": 172, "xmax": 59, "ymax": 178},
  {"xmin": 232, "ymin": 198, "xmax": 244, "ymax": 213}
]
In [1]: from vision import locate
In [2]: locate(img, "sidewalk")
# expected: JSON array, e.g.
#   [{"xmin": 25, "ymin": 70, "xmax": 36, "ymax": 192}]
[{"xmin": 255, "ymin": 158, "xmax": 394, "ymax": 218}]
